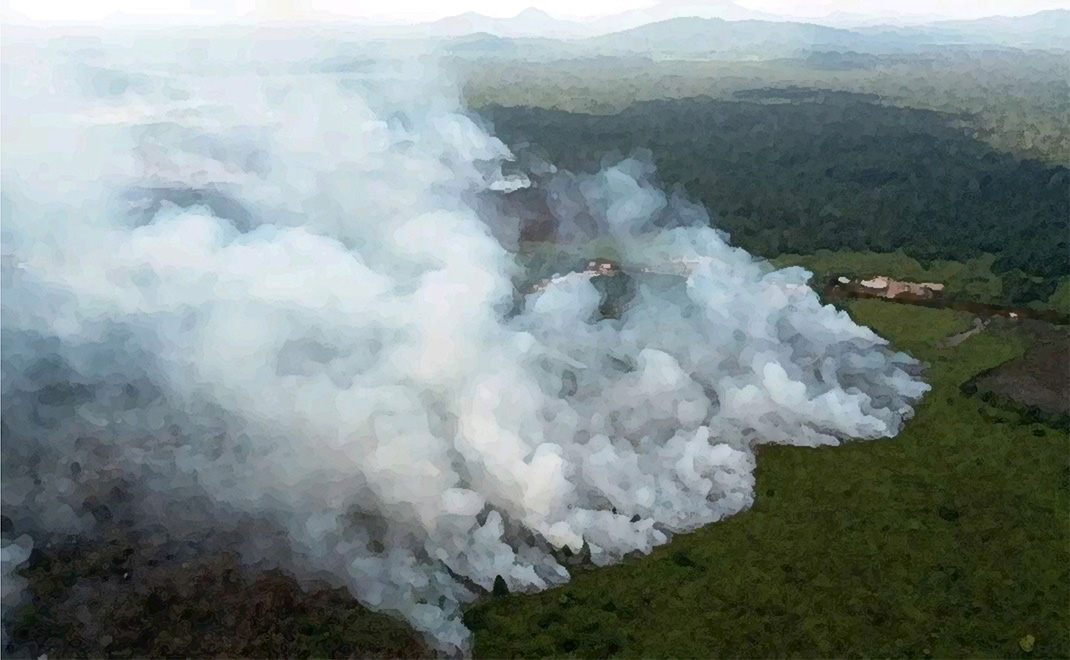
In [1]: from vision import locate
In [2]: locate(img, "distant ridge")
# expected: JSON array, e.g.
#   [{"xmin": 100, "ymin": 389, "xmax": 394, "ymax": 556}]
[
  {"xmin": 8, "ymin": 2, "xmax": 1065, "ymax": 52},
  {"xmin": 590, "ymin": 17, "xmax": 873, "ymax": 56},
  {"xmin": 424, "ymin": 7, "xmax": 589, "ymax": 38},
  {"xmin": 426, "ymin": 7, "xmax": 1069, "ymax": 52},
  {"xmin": 438, "ymin": 10, "xmax": 1069, "ymax": 57},
  {"xmin": 588, "ymin": 0, "xmax": 780, "ymax": 33},
  {"xmin": 421, "ymin": 0, "xmax": 776, "ymax": 38},
  {"xmin": 856, "ymin": 9, "xmax": 1070, "ymax": 50}
]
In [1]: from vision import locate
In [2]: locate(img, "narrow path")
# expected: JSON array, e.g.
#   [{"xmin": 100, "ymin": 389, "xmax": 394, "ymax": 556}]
[{"xmin": 939, "ymin": 317, "xmax": 989, "ymax": 348}]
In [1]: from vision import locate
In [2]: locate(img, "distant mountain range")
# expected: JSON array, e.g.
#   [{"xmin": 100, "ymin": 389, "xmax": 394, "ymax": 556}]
[
  {"xmin": 382, "ymin": 1, "xmax": 787, "ymax": 39},
  {"xmin": 433, "ymin": 8, "xmax": 1070, "ymax": 57},
  {"xmin": 586, "ymin": 0, "xmax": 781, "ymax": 34},
  {"xmin": 858, "ymin": 9, "xmax": 1070, "ymax": 50},
  {"xmin": 6, "ymin": 0, "xmax": 1066, "ymax": 54},
  {"xmin": 422, "ymin": 8, "xmax": 589, "ymax": 38},
  {"xmin": 588, "ymin": 17, "xmax": 864, "ymax": 56}
]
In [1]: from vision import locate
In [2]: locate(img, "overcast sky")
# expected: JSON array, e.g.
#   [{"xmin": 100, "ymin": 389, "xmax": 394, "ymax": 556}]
[{"xmin": 5, "ymin": 0, "xmax": 1069, "ymax": 23}]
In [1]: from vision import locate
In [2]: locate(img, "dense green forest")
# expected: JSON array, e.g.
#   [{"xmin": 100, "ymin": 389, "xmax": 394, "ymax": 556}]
[
  {"xmin": 479, "ymin": 92, "xmax": 1069, "ymax": 305},
  {"xmin": 461, "ymin": 51, "xmax": 1070, "ymax": 164}
]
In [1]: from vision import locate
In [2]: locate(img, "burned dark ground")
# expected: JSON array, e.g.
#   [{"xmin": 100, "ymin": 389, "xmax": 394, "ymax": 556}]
[
  {"xmin": 965, "ymin": 321, "xmax": 1070, "ymax": 423},
  {"xmin": 6, "ymin": 530, "xmax": 427, "ymax": 659}
]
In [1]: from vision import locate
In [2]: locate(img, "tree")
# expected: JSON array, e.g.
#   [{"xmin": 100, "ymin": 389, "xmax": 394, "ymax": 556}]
[
  {"xmin": 492, "ymin": 575, "xmax": 509, "ymax": 597},
  {"xmin": 579, "ymin": 540, "xmax": 592, "ymax": 564}
]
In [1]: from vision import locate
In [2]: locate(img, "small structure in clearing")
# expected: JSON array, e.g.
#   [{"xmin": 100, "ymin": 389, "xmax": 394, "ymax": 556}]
[{"xmin": 587, "ymin": 259, "xmax": 618, "ymax": 275}]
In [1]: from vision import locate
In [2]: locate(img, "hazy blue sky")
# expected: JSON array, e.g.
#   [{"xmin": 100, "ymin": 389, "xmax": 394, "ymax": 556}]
[{"xmin": 5, "ymin": 0, "xmax": 1069, "ymax": 23}]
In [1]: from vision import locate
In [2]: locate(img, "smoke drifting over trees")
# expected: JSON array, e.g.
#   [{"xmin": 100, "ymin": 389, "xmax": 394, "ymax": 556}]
[{"xmin": 1, "ymin": 33, "xmax": 928, "ymax": 652}]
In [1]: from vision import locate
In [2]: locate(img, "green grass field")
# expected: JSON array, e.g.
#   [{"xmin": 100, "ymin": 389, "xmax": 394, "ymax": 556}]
[{"xmin": 466, "ymin": 300, "xmax": 1070, "ymax": 658}]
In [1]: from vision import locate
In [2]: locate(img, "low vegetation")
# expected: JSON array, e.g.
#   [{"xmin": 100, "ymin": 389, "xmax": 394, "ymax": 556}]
[{"xmin": 466, "ymin": 300, "xmax": 1069, "ymax": 658}]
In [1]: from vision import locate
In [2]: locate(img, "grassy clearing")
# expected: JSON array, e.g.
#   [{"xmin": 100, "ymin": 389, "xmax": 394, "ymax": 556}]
[
  {"xmin": 844, "ymin": 299, "xmax": 976, "ymax": 352},
  {"xmin": 1048, "ymin": 278, "xmax": 1070, "ymax": 316},
  {"xmin": 773, "ymin": 250, "xmax": 1070, "ymax": 315},
  {"xmin": 467, "ymin": 300, "xmax": 1069, "ymax": 659},
  {"xmin": 771, "ymin": 251, "xmax": 1004, "ymax": 302}
]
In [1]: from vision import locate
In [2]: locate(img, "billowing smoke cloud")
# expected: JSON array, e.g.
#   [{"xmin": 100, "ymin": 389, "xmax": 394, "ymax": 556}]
[{"xmin": 0, "ymin": 31, "xmax": 929, "ymax": 653}]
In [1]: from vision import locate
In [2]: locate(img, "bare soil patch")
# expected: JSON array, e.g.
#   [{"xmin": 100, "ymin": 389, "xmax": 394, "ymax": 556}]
[{"xmin": 968, "ymin": 326, "xmax": 1069, "ymax": 420}]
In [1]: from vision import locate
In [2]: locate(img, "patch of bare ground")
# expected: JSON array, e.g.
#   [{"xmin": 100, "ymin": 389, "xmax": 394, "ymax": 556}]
[{"xmin": 966, "ymin": 321, "xmax": 1069, "ymax": 421}]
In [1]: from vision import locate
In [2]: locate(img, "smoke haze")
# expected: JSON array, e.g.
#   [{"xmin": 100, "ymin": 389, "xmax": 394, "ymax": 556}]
[{"xmin": 0, "ymin": 31, "xmax": 929, "ymax": 653}]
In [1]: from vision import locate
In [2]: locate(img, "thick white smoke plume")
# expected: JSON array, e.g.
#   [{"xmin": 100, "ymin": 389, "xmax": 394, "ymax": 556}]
[{"xmin": 1, "ymin": 31, "xmax": 929, "ymax": 653}]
